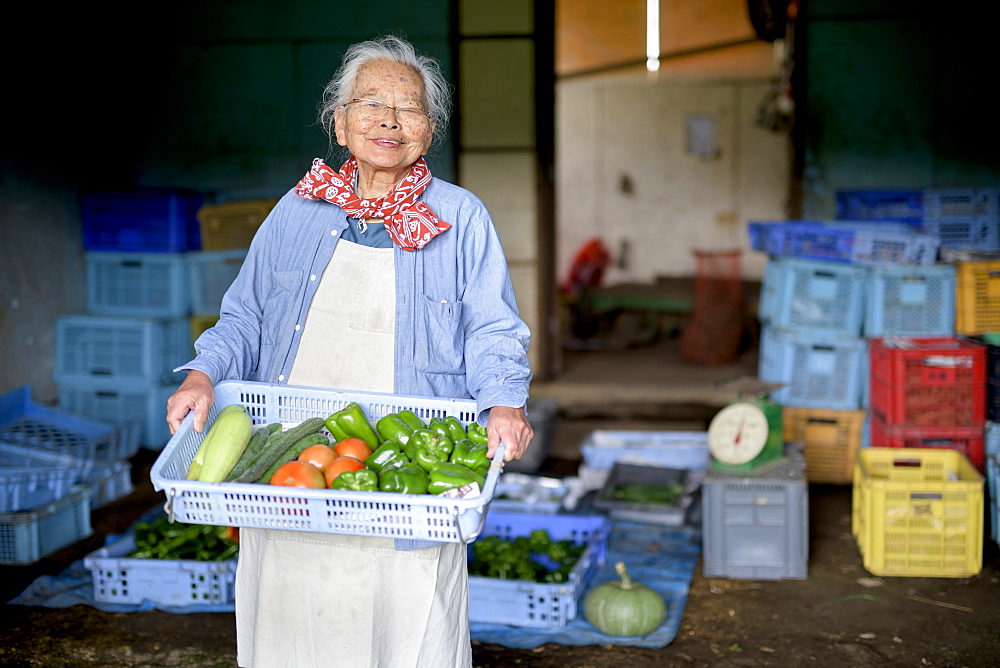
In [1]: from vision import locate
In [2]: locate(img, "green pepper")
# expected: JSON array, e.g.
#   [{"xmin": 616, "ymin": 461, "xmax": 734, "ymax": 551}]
[
  {"xmin": 451, "ymin": 438, "xmax": 490, "ymax": 476},
  {"xmin": 398, "ymin": 409, "xmax": 426, "ymax": 432},
  {"xmin": 404, "ymin": 429, "xmax": 454, "ymax": 472},
  {"xmin": 331, "ymin": 468, "xmax": 379, "ymax": 491},
  {"xmin": 427, "ymin": 461, "xmax": 486, "ymax": 494},
  {"xmin": 376, "ymin": 413, "xmax": 413, "ymax": 445},
  {"xmin": 325, "ymin": 403, "xmax": 380, "ymax": 449},
  {"xmin": 466, "ymin": 422, "xmax": 488, "ymax": 446},
  {"xmin": 379, "ymin": 463, "xmax": 429, "ymax": 494},
  {"xmin": 363, "ymin": 441, "xmax": 408, "ymax": 473},
  {"xmin": 442, "ymin": 416, "xmax": 469, "ymax": 444},
  {"xmin": 427, "ymin": 417, "xmax": 452, "ymax": 441}
]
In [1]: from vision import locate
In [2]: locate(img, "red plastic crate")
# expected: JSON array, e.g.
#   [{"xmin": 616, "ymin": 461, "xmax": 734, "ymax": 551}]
[
  {"xmin": 869, "ymin": 419, "xmax": 985, "ymax": 469},
  {"xmin": 869, "ymin": 376, "xmax": 985, "ymax": 427},
  {"xmin": 869, "ymin": 337, "xmax": 987, "ymax": 388}
]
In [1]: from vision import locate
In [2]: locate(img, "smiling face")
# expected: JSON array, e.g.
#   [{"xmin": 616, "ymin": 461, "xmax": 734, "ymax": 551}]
[{"xmin": 334, "ymin": 60, "xmax": 435, "ymax": 195}]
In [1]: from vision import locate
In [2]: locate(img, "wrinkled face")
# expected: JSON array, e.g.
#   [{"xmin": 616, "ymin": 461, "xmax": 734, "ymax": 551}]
[{"xmin": 334, "ymin": 60, "xmax": 435, "ymax": 177}]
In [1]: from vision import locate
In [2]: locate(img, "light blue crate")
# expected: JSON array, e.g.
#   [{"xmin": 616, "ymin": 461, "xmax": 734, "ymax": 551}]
[
  {"xmin": 864, "ymin": 264, "xmax": 956, "ymax": 337},
  {"xmin": 758, "ymin": 326, "xmax": 867, "ymax": 410},
  {"xmin": 86, "ymin": 251, "xmax": 190, "ymax": 317},
  {"xmin": 55, "ymin": 315, "xmax": 191, "ymax": 384},
  {"xmin": 0, "ymin": 386, "xmax": 111, "ymax": 464},
  {"xmin": 987, "ymin": 422, "xmax": 1000, "ymax": 457},
  {"xmin": 0, "ymin": 461, "xmax": 77, "ymax": 513},
  {"xmin": 84, "ymin": 532, "xmax": 237, "ymax": 605},
  {"xmin": 469, "ymin": 513, "xmax": 610, "ymax": 628},
  {"xmin": 0, "ymin": 487, "xmax": 93, "ymax": 565},
  {"xmin": 990, "ymin": 454, "xmax": 1000, "ymax": 546},
  {"xmin": 186, "ymin": 249, "xmax": 247, "ymax": 315},
  {"xmin": 83, "ymin": 461, "xmax": 134, "ymax": 509},
  {"xmin": 757, "ymin": 256, "xmax": 785, "ymax": 324},
  {"xmin": 702, "ymin": 457, "xmax": 808, "ymax": 580},
  {"xmin": 771, "ymin": 257, "xmax": 868, "ymax": 338},
  {"xmin": 56, "ymin": 378, "xmax": 179, "ymax": 450}
]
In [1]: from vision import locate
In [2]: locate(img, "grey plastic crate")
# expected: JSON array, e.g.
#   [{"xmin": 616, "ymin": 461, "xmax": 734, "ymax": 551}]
[{"xmin": 701, "ymin": 458, "xmax": 808, "ymax": 580}]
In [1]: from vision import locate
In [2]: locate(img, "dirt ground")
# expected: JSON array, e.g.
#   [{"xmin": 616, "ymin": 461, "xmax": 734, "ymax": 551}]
[{"xmin": 1, "ymin": 444, "xmax": 999, "ymax": 668}]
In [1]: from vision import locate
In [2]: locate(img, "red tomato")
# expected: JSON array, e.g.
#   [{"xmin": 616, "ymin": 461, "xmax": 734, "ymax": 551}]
[
  {"xmin": 298, "ymin": 444, "xmax": 337, "ymax": 472},
  {"xmin": 269, "ymin": 461, "xmax": 326, "ymax": 488},
  {"xmin": 333, "ymin": 438, "xmax": 372, "ymax": 462},
  {"xmin": 323, "ymin": 455, "xmax": 365, "ymax": 487}
]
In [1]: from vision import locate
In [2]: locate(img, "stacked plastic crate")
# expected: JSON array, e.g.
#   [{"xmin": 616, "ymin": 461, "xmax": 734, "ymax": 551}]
[
  {"xmin": 55, "ymin": 189, "xmax": 203, "ymax": 458},
  {"xmin": 751, "ymin": 213, "xmax": 945, "ymax": 483}
]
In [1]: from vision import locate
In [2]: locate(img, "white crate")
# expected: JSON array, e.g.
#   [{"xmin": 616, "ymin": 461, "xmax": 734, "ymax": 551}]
[
  {"xmin": 84, "ymin": 461, "xmax": 134, "ymax": 509},
  {"xmin": 0, "ymin": 487, "xmax": 93, "ymax": 565},
  {"xmin": 55, "ymin": 315, "xmax": 191, "ymax": 384},
  {"xmin": 150, "ymin": 380, "xmax": 504, "ymax": 544},
  {"xmin": 186, "ymin": 249, "xmax": 247, "ymax": 314},
  {"xmin": 84, "ymin": 533, "xmax": 236, "ymax": 606},
  {"xmin": 57, "ymin": 378, "xmax": 178, "ymax": 451},
  {"xmin": 0, "ymin": 464, "xmax": 77, "ymax": 513},
  {"xmin": 86, "ymin": 251, "xmax": 190, "ymax": 317}
]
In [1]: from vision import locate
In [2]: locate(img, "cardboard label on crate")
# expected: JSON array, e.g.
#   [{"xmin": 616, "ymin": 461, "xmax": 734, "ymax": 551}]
[
  {"xmin": 925, "ymin": 355, "xmax": 973, "ymax": 369},
  {"xmin": 437, "ymin": 482, "xmax": 482, "ymax": 499}
]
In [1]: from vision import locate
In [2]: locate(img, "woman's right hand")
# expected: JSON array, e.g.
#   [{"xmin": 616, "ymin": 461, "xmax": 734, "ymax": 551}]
[{"xmin": 166, "ymin": 370, "xmax": 215, "ymax": 435}]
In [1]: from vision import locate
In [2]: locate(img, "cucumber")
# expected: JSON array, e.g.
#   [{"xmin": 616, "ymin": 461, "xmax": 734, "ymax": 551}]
[
  {"xmin": 256, "ymin": 432, "xmax": 332, "ymax": 484},
  {"xmin": 225, "ymin": 423, "xmax": 282, "ymax": 482},
  {"xmin": 224, "ymin": 416, "xmax": 325, "ymax": 484}
]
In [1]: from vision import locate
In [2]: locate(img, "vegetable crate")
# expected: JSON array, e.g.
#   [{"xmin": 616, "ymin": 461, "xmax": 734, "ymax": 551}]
[
  {"xmin": 747, "ymin": 220, "xmax": 939, "ymax": 266},
  {"xmin": 782, "ymin": 406, "xmax": 865, "ymax": 484},
  {"xmin": 701, "ymin": 457, "xmax": 808, "ymax": 580},
  {"xmin": 150, "ymin": 380, "xmax": 504, "ymax": 545},
  {"xmin": 55, "ymin": 315, "xmax": 191, "ymax": 384},
  {"xmin": 86, "ymin": 251, "xmax": 191, "ymax": 318},
  {"xmin": 57, "ymin": 378, "xmax": 178, "ymax": 451},
  {"xmin": 578, "ymin": 430, "xmax": 710, "ymax": 492},
  {"xmin": 868, "ymin": 419, "xmax": 985, "ymax": 470},
  {"xmin": 186, "ymin": 249, "xmax": 247, "ymax": 315},
  {"xmin": 468, "ymin": 512, "xmax": 610, "ymax": 628},
  {"xmin": 956, "ymin": 261, "xmax": 1000, "ymax": 335},
  {"xmin": 835, "ymin": 189, "xmax": 924, "ymax": 224},
  {"xmin": 594, "ymin": 463, "xmax": 693, "ymax": 526},
  {"xmin": 764, "ymin": 257, "xmax": 867, "ymax": 338},
  {"xmin": 758, "ymin": 326, "xmax": 867, "ymax": 410},
  {"xmin": 84, "ymin": 533, "xmax": 237, "ymax": 606},
  {"xmin": 863, "ymin": 265, "xmax": 956, "ymax": 338},
  {"xmin": 852, "ymin": 448, "xmax": 984, "ymax": 578},
  {"xmin": 0, "ymin": 487, "xmax": 93, "ymax": 565},
  {"xmin": 196, "ymin": 198, "xmax": 278, "ymax": 251},
  {"xmin": 0, "ymin": 455, "xmax": 77, "ymax": 513},
  {"xmin": 868, "ymin": 337, "xmax": 986, "ymax": 428},
  {"xmin": 504, "ymin": 398, "xmax": 558, "ymax": 474},
  {"xmin": 81, "ymin": 188, "xmax": 203, "ymax": 253},
  {"xmin": 0, "ymin": 385, "xmax": 111, "ymax": 465}
]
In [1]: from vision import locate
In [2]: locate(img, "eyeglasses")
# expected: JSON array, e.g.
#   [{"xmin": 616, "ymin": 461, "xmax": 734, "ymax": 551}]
[{"xmin": 344, "ymin": 98, "xmax": 432, "ymax": 128}]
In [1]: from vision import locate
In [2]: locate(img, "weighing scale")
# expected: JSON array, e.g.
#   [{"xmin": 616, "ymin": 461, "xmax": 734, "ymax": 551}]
[{"xmin": 708, "ymin": 377, "xmax": 786, "ymax": 474}]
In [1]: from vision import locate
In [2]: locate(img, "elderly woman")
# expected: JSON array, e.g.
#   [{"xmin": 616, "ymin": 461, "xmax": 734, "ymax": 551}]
[{"xmin": 165, "ymin": 35, "xmax": 533, "ymax": 668}]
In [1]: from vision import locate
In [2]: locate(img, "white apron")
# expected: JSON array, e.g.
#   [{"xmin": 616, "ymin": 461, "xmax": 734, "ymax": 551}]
[{"xmin": 236, "ymin": 239, "xmax": 471, "ymax": 668}]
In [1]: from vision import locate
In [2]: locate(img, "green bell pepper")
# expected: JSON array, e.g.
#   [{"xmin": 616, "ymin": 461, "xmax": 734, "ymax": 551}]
[
  {"xmin": 398, "ymin": 409, "xmax": 426, "ymax": 432},
  {"xmin": 331, "ymin": 468, "xmax": 379, "ymax": 491},
  {"xmin": 363, "ymin": 441, "xmax": 409, "ymax": 474},
  {"xmin": 466, "ymin": 422, "xmax": 488, "ymax": 446},
  {"xmin": 325, "ymin": 403, "xmax": 380, "ymax": 449},
  {"xmin": 379, "ymin": 463, "xmax": 429, "ymax": 494},
  {"xmin": 404, "ymin": 429, "xmax": 454, "ymax": 472},
  {"xmin": 451, "ymin": 438, "xmax": 490, "ymax": 476},
  {"xmin": 376, "ymin": 413, "xmax": 413, "ymax": 445},
  {"xmin": 427, "ymin": 461, "xmax": 487, "ymax": 494},
  {"xmin": 429, "ymin": 415, "xmax": 467, "ymax": 444}
]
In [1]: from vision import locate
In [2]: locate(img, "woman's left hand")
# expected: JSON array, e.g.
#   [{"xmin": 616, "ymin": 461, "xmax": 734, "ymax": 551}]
[{"xmin": 486, "ymin": 406, "xmax": 534, "ymax": 462}]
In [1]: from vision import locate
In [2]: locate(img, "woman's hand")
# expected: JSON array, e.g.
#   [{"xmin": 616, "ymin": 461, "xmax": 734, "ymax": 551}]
[
  {"xmin": 166, "ymin": 370, "xmax": 215, "ymax": 435},
  {"xmin": 486, "ymin": 405, "xmax": 534, "ymax": 462}
]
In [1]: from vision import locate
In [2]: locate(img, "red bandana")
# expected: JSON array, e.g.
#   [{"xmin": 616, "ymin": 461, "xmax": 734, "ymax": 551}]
[{"xmin": 294, "ymin": 157, "xmax": 450, "ymax": 251}]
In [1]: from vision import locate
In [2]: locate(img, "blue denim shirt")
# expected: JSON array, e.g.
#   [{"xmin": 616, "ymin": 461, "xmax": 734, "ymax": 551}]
[{"xmin": 180, "ymin": 177, "xmax": 532, "ymax": 418}]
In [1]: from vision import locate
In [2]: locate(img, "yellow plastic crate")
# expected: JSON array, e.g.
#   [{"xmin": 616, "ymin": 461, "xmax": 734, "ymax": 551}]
[
  {"xmin": 852, "ymin": 448, "xmax": 983, "ymax": 578},
  {"xmin": 956, "ymin": 260, "xmax": 1000, "ymax": 335},
  {"xmin": 196, "ymin": 198, "xmax": 278, "ymax": 250},
  {"xmin": 783, "ymin": 407, "xmax": 865, "ymax": 484}
]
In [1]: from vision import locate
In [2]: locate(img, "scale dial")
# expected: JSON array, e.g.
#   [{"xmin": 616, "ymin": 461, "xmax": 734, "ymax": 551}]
[{"xmin": 707, "ymin": 402, "xmax": 770, "ymax": 465}]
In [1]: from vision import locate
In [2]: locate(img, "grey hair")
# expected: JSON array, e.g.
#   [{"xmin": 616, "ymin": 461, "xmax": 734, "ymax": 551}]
[{"xmin": 319, "ymin": 35, "xmax": 452, "ymax": 156}]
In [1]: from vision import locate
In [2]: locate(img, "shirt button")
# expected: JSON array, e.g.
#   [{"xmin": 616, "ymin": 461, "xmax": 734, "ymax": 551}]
[
  {"xmin": 310, "ymin": 274, "xmax": 316, "ymax": 281},
  {"xmin": 331, "ymin": 229, "xmax": 339, "ymax": 236},
  {"xmin": 295, "ymin": 324, "xmax": 301, "ymax": 331},
  {"xmin": 278, "ymin": 374, "xmax": 285, "ymax": 382}
]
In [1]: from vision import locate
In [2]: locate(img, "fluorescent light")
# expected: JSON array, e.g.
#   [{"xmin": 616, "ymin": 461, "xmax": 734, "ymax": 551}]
[{"xmin": 647, "ymin": 0, "xmax": 660, "ymax": 72}]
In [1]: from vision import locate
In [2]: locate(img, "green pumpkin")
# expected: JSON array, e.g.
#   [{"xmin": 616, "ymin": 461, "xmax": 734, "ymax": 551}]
[{"xmin": 583, "ymin": 561, "xmax": 667, "ymax": 636}]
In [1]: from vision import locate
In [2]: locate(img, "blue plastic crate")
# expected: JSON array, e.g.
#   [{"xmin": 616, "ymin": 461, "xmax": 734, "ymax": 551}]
[
  {"xmin": 84, "ymin": 461, "xmax": 134, "ymax": 509},
  {"xmin": 757, "ymin": 256, "xmax": 785, "ymax": 324},
  {"xmin": 748, "ymin": 220, "xmax": 939, "ymax": 266},
  {"xmin": 186, "ymin": 249, "xmax": 247, "ymax": 315},
  {"xmin": 0, "ymin": 487, "xmax": 93, "ymax": 564},
  {"xmin": 55, "ymin": 315, "xmax": 191, "ymax": 384},
  {"xmin": 921, "ymin": 218, "xmax": 1000, "ymax": 250},
  {"xmin": 86, "ymin": 251, "xmax": 191, "ymax": 318},
  {"xmin": 758, "ymin": 326, "xmax": 867, "ymax": 410},
  {"xmin": 924, "ymin": 188, "xmax": 999, "ymax": 220},
  {"xmin": 989, "ymin": 454, "xmax": 999, "ymax": 546},
  {"xmin": 0, "ymin": 386, "xmax": 112, "ymax": 464},
  {"xmin": 0, "ymin": 458, "xmax": 77, "ymax": 513},
  {"xmin": 770, "ymin": 257, "xmax": 868, "ymax": 338},
  {"xmin": 56, "ymin": 378, "xmax": 179, "ymax": 451},
  {"xmin": 835, "ymin": 190, "xmax": 924, "ymax": 223},
  {"xmin": 468, "ymin": 513, "xmax": 610, "ymax": 628},
  {"xmin": 864, "ymin": 264, "xmax": 956, "ymax": 337},
  {"xmin": 82, "ymin": 189, "xmax": 203, "ymax": 253}
]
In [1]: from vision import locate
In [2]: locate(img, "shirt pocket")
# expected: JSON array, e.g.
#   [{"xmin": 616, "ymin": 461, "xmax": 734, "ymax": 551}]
[{"xmin": 417, "ymin": 295, "xmax": 465, "ymax": 374}]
